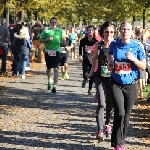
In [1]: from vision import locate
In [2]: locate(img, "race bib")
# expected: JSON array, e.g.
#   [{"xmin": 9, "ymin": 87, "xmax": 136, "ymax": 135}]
[
  {"xmin": 115, "ymin": 61, "xmax": 131, "ymax": 74},
  {"xmin": 101, "ymin": 66, "xmax": 111, "ymax": 77},
  {"xmin": 48, "ymin": 50, "xmax": 56, "ymax": 56},
  {"xmin": 85, "ymin": 45, "xmax": 92, "ymax": 53}
]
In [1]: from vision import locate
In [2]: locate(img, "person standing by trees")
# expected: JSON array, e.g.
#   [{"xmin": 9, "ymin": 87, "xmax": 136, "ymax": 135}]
[
  {"xmin": 31, "ymin": 21, "xmax": 44, "ymax": 63},
  {"xmin": 107, "ymin": 21, "xmax": 146, "ymax": 150},
  {"xmin": 0, "ymin": 18, "xmax": 10, "ymax": 75}
]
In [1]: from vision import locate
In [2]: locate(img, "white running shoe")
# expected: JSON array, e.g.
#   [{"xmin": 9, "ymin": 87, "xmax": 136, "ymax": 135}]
[
  {"xmin": 25, "ymin": 67, "xmax": 31, "ymax": 71},
  {"xmin": 21, "ymin": 75, "xmax": 26, "ymax": 79}
]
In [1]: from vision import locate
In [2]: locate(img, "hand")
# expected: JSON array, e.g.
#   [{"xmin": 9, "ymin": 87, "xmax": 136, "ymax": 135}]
[
  {"xmin": 79, "ymin": 56, "xmax": 83, "ymax": 62},
  {"xmin": 125, "ymin": 51, "xmax": 136, "ymax": 62},
  {"xmin": 45, "ymin": 36, "xmax": 53, "ymax": 41},
  {"xmin": 89, "ymin": 59, "xmax": 93, "ymax": 64},
  {"xmin": 107, "ymin": 64, "xmax": 113, "ymax": 71},
  {"xmin": 66, "ymin": 47, "xmax": 70, "ymax": 51},
  {"xmin": 87, "ymin": 71, "xmax": 93, "ymax": 79}
]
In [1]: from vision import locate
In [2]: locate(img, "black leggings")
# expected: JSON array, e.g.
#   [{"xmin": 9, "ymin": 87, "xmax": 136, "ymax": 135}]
[
  {"xmin": 110, "ymin": 81, "xmax": 137, "ymax": 148},
  {"xmin": 83, "ymin": 59, "xmax": 93, "ymax": 90},
  {"xmin": 95, "ymin": 77, "xmax": 113, "ymax": 131}
]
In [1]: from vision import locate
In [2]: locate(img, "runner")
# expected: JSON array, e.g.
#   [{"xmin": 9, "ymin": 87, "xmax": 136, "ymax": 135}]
[
  {"xmin": 69, "ymin": 27, "xmax": 78, "ymax": 60},
  {"xmin": 88, "ymin": 26, "xmax": 102, "ymax": 102},
  {"xmin": 60, "ymin": 30, "xmax": 74, "ymax": 80},
  {"xmin": 40, "ymin": 17, "xmax": 62, "ymax": 94},
  {"xmin": 87, "ymin": 21, "xmax": 114, "ymax": 142},
  {"xmin": 79, "ymin": 25, "xmax": 97, "ymax": 95},
  {"xmin": 107, "ymin": 20, "xmax": 146, "ymax": 150}
]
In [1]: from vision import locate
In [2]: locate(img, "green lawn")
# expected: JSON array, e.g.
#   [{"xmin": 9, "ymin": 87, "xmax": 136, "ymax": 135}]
[{"xmin": 143, "ymin": 84, "xmax": 150, "ymax": 97}]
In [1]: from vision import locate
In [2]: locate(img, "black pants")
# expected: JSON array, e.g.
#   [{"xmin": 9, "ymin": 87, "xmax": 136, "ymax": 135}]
[
  {"xmin": 83, "ymin": 58, "xmax": 93, "ymax": 90},
  {"xmin": 95, "ymin": 77, "xmax": 113, "ymax": 131},
  {"xmin": 110, "ymin": 81, "xmax": 137, "ymax": 148}
]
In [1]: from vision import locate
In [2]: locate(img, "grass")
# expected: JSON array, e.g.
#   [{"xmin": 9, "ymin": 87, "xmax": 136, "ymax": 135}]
[{"xmin": 143, "ymin": 84, "xmax": 150, "ymax": 97}]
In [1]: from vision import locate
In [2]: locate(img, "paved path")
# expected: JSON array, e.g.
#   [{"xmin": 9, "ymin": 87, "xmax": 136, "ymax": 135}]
[{"xmin": 0, "ymin": 58, "xmax": 149, "ymax": 150}]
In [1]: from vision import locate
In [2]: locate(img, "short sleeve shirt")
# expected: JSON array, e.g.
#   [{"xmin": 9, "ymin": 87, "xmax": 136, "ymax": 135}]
[
  {"xmin": 108, "ymin": 39, "xmax": 146, "ymax": 84},
  {"xmin": 40, "ymin": 27, "xmax": 62, "ymax": 53}
]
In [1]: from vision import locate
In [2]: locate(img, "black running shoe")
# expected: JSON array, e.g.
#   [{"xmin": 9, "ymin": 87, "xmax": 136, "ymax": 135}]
[
  {"xmin": 88, "ymin": 90, "xmax": 93, "ymax": 95},
  {"xmin": 51, "ymin": 87, "xmax": 56, "ymax": 94},
  {"xmin": 48, "ymin": 82, "xmax": 52, "ymax": 90},
  {"xmin": 82, "ymin": 80, "xmax": 86, "ymax": 88}
]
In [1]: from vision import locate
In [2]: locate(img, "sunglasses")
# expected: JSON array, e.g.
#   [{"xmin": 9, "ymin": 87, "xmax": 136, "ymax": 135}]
[
  {"xmin": 51, "ymin": 22, "xmax": 56, "ymax": 23},
  {"xmin": 104, "ymin": 31, "xmax": 114, "ymax": 34}
]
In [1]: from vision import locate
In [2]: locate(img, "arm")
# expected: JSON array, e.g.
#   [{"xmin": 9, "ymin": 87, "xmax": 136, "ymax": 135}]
[
  {"xmin": 79, "ymin": 39, "xmax": 83, "ymax": 56},
  {"xmin": 40, "ymin": 38, "xmax": 53, "ymax": 43},
  {"xmin": 79, "ymin": 39, "xmax": 83, "ymax": 62},
  {"xmin": 107, "ymin": 53, "xmax": 114, "ymax": 71},
  {"xmin": 40, "ymin": 30, "xmax": 53, "ymax": 43},
  {"xmin": 88, "ymin": 50, "xmax": 94, "ymax": 64},
  {"xmin": 14, "ymin": 33, "xmax": 29, "ymax": 39},
  {"xmin": 133, "ymin": 58, "xmax": 146, "ymax": 70},
  {"xmin": 126, "ymin": 53, "xmax": 146, "ymax": 70},
  {"xmin": 90, "ymin": 42, "xmax": 98, "ymax": 73},
  {"xmin": 87, "ymin": 43, "xmax": 99, "ymax": 78},
  {"xmin": 126, "ymin": 44, "xmax": 146, "ymax": 70}
]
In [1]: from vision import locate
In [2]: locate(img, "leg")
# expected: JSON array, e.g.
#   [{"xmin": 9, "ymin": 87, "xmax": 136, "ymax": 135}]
[
  {"xmin": 21, "ymin": 54, "xmax": 28, "ymax": 79},
  {"xmin": 110, "ymin": 83, "xmax": 125, "ymax": 148},
  {"xmin": 37, "ymin": 41, "xmax": 44, "ymax": 63},
  {"xmin": 123, "ymin": 84, "xmax": 137, "ymax": 143},
  {"xmin": 82, "ymin": 59, "xmax": 89, "ymax": 88},
  {"xmin": 88, "ymin": 63, "xmax": 93, "ymax": 91},
  {"xmin": 105, "ymin": 80, "xmax": 114, "ymax": 125},
  {"xmin": 53, "ymin": 67, "xmax": 59, "ymax": 86},
  {"xmin": 95, "ymin": 77, "xmax": 107, "ymax": 141},
  {"xmin": 1, "ymin": 45, "xmax": 8, "ymax": 73}
]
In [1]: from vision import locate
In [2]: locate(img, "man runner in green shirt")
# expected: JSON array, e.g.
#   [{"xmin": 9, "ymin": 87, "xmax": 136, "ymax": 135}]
[{"xmin": 40, "ymin": 17, "xmax": 62, "ymax": 94}]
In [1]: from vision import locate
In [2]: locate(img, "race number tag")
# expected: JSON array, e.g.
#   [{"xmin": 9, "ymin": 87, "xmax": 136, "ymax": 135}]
[
  {"xmin": 115, "ymin": 61, "xmax": 131, "ymax": 74},
  {"xmin": 85, "ymin": 45, "xmax": 92, "ymax": 53},
  {"xmin": 48, "ymin": 50, "xmax": 56, "ymax": 56},
  {"xmin": 100, "ymin": 66, "xmax": 111, "ymax": 77}
]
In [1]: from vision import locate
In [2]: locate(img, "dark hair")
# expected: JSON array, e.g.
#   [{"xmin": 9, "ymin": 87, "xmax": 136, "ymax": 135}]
[
  {"xmin": 14, "ymin": 24, "xmax": 22, "ymax": 33},
  {"xmin": 87, "ymin": 25, "xmax": 94, "ymax": 30},
  {"xmin": 50, "ymin": 17, "xmax": 57, "ymax": 22},
  {"xmin": 100, "ymin": 21, "xmax": 115, "ymax": 38}
]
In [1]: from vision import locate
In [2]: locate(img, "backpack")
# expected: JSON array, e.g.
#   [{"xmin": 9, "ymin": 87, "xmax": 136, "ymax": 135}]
[{"xmin": 32, "ymin": 26, "xmax": 41, "ymax": 40}]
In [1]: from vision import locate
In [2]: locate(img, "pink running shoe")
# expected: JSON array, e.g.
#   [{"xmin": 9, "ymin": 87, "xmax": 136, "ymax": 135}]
[
  {"xmin": 105, "ymin": 125, "xmax": 112, "ymax": 137},
  {"xmin": 113, "ymin": 147, "xmax": 122, "ymax": 150},
  {"xmin": 113, "ymin": 145, "xmax": 124, "ymax": 150},
  {"xmin": 96, "ymin": 130, "xmax": 104, "ymax": 143}
]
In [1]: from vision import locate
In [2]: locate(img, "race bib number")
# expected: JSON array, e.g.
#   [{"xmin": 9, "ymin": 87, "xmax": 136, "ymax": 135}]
[
  {"xmin": 115, "ymin": 61, "xmax": 131, "ymax": 74},
  {"xmin": 85, "ymin": 45, "xmax": 92, "ymax": 53},
  {"xmin": 101, "ymin": 66, "xmax": 111, "ymax": 77},
  {"xmin": 48, "ymin": 50, "xmax": 56, "ymax": 56}
]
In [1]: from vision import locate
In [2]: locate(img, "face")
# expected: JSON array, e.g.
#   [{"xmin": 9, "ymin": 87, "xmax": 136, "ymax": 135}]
[
  {"xmin": 94, "ymin": 28, "xmax": 99, "ymax": 35},
  {"xmin": 103, "ymin": 26, "xmax": 115, "ymax": 40},
  {"xmin": 62, "ymin": 30, "xmax": 66, "ymax": 38},
  {"xmin": 88, "ymin": 27, "xmax": 94, "ymax": 36},
  {"xmin": 71, "ymin": 27, "xmax": 75, "ymax": 32},
  {"xmin": 120, "ymin": 22, "xmax": 132, "ymax": 40},
  {"xmin": 50, "ymin": 19, "xmax": 57, "ymax": 28}
]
